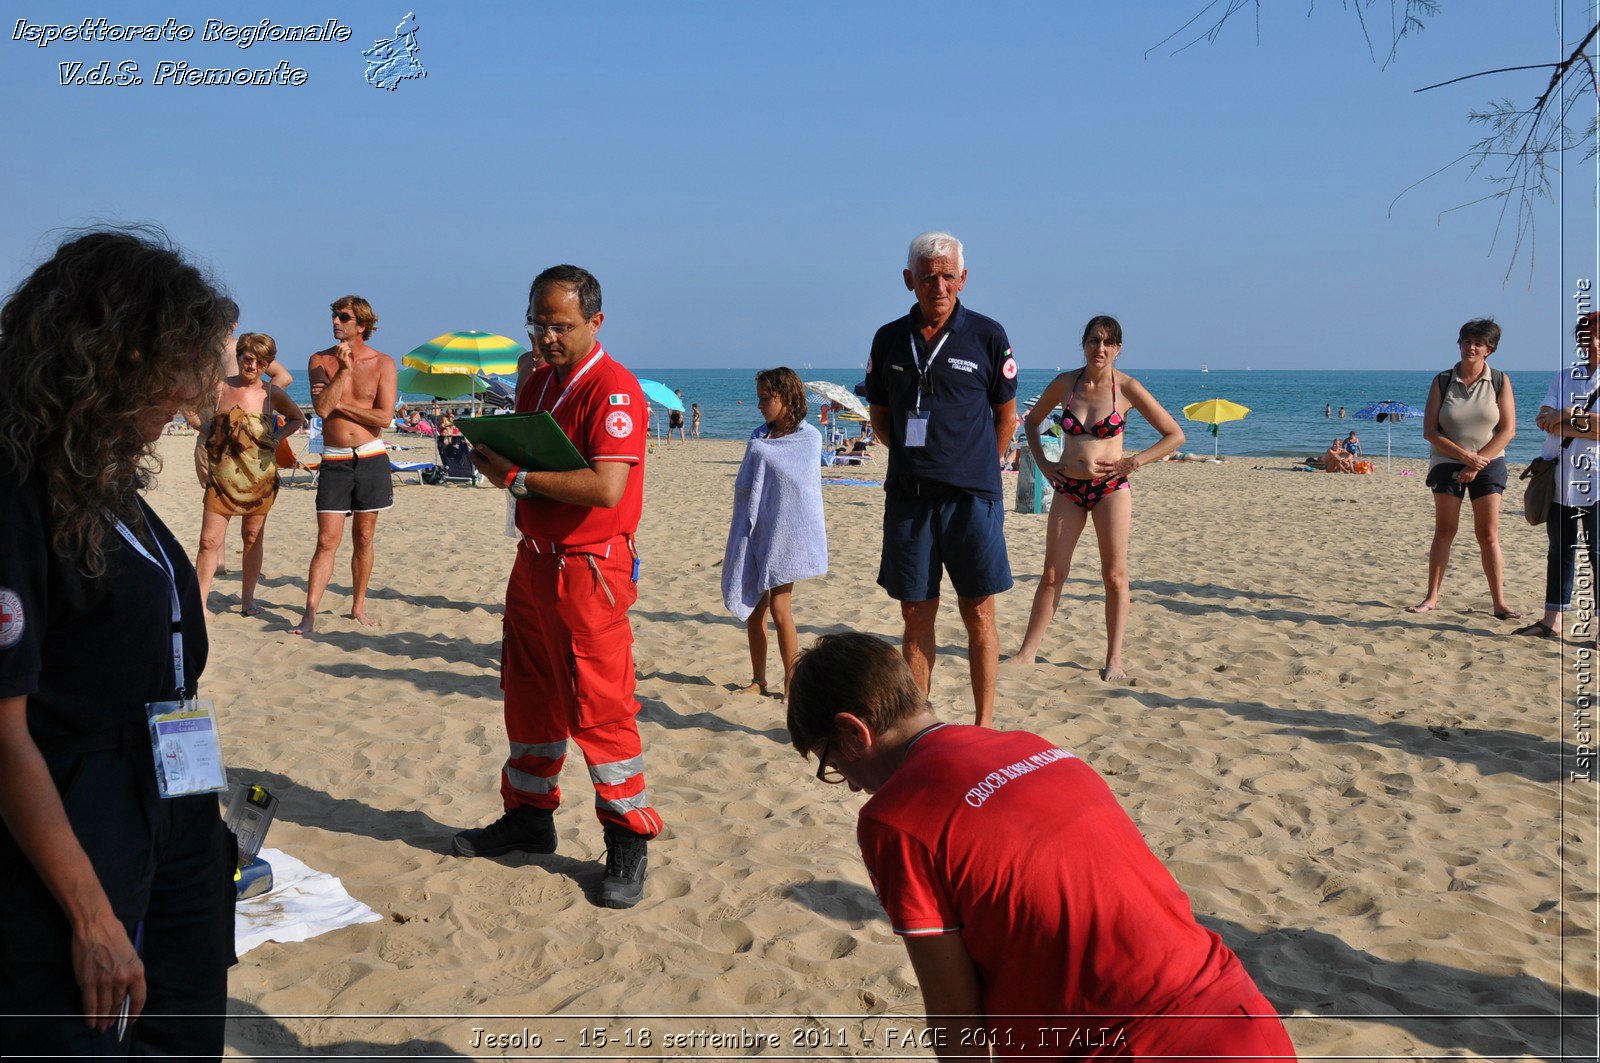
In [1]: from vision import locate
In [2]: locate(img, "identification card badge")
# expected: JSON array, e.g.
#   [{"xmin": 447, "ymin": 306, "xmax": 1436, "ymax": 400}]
[
  {"xmin": 905, "ymin": 412, "xmax": 930, "ymax": 448},
  {"xmin": 146, "ymin": 698, "xmax": 228, "ymax": 797}
]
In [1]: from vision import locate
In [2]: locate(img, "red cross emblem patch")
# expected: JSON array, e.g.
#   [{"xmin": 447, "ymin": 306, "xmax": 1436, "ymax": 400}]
[
  {"xmin": 605, "ymin": 410, "xmax": 633, "ymax": 438},
  {"xmin": 0, "ymin": 589, "xmax": 23, "ymax": 650}
]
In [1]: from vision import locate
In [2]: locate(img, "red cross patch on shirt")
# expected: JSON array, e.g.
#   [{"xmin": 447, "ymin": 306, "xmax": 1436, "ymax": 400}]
[{"xmin": 0, "ymin": 588, "xmax": 24, "ymax": 650}]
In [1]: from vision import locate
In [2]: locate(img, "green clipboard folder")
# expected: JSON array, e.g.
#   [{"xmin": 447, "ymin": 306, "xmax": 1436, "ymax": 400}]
[{"xmin": 456, "ymin": 413, "xmax": 590, "ymax": 471}]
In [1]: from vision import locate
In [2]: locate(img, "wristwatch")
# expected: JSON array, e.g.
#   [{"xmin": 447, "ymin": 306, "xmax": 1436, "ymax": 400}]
[{"xmin": 508, "ymin": 470, "xmax": 530, "ymax": 499}]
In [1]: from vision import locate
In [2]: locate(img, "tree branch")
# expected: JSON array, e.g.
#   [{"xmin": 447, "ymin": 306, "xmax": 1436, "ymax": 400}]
[{"xmin": 1413, "ymin": 63, "xmax": 1562, "ymax": 94}]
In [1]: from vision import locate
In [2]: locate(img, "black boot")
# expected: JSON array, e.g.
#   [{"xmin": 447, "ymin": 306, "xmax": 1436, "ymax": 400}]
[
  {"xmin": 599, "ymin": 824, "xmax": 648, "ymax": 909},
  {"xmin": 452, "ymin": 806, "xmax": 556, "ymax": 857}
]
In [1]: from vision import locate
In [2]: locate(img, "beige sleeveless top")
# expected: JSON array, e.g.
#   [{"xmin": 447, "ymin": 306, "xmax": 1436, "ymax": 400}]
[{"xmin": 1431, "ymin": 367, "xmax": 1501, "ymax": 467}]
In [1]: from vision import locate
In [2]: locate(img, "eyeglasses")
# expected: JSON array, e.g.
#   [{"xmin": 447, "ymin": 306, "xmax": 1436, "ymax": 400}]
[
  {"xmin": 815, "ymin": 739, "xmax": 845, "ymax": 784},
  {"xmin": 526, "ymin": 320, "xmax": 577, "ymax": 339},
  {"xmin": 332, "ymin": 311, "xmax": 354, "ymax": 323}
]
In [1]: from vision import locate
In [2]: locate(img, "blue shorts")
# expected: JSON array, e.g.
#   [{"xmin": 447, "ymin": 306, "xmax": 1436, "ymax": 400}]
[{"xmin": 878, "ymin": 487, "xmax": 1012, "ymax": 602}]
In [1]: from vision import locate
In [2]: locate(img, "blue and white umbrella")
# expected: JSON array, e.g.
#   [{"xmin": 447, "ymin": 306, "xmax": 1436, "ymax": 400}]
[{"xmin": 1354, "ymin": 400, "xmax": 1420, "ymax": 471}]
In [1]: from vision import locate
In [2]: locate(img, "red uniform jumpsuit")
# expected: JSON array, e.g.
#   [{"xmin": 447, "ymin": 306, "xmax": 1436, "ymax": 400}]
[{"xmin": 500, "ymin": 345, "xmax": 662, "ymax": 838}]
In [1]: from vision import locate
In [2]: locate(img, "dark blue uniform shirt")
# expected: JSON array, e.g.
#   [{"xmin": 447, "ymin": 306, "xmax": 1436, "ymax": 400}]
[
  {"xmin": 0, "ymin": 463, "xmax": 207, "ymax": 748},
  {"xmin": 865, "ymin": 301, "xmax": 1018, "ymax": 500}
]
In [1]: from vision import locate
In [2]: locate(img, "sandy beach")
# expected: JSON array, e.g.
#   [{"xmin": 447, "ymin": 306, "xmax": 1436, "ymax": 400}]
[{"xmin": 142, "ymin": 433, "xmax": 1593, "ymax": 1060}]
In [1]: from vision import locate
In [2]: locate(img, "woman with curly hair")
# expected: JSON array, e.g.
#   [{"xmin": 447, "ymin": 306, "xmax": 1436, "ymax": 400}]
[
  {"xmin": 0, "ymin": 228, "xmax": 238, "ymax": 1058},
  {"xmin": 722, "ymin": 367, "xmax": 828, "ymax": 698},
  {"xmin": 193, "ymin": 331, "xmax": 306, "ymax": 615}
]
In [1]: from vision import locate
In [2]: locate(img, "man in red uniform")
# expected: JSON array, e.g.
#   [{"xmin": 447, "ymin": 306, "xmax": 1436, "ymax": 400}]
[
  {"xmin": 787, "ymin": 633, "xmax": 1298, "ymax": 1061},
  {"xmin": 453, "ymin": 264, "xmax": 661, "ymax": 909}
]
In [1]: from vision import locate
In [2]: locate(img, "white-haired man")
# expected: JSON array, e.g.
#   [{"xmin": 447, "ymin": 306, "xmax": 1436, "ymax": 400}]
[{"xmin": 865, "ymin": 232, "xmax": 1018, "ymax": 727}]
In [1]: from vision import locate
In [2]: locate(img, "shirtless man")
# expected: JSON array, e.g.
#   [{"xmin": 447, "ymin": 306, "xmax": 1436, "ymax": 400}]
[{"xmin": 290, "ymin": 296, "xmax": 398, "ymax": 634}]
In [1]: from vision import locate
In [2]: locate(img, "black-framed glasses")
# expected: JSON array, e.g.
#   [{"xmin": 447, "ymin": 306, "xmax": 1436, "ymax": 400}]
[
  {"xmin": 815, "ymin": 739, "xmax": 845, "ymax": 784},
  {"xmin": 332, "ymin": 311, "xmax": 354, "ymax": 323}
]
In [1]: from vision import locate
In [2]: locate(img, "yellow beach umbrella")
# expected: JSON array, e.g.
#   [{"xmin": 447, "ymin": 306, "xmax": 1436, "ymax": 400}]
[
  {"xmin": 1181, "ymin": 398, "xmax": 1251, "ymax": 457},
  {"xmin": 402, "ymin": 330, "xmax": 527, "ymax": 375}
]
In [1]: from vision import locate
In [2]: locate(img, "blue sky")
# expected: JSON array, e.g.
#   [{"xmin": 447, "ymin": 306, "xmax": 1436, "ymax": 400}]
[{"xmin": 0, "ymin": 2, "xmax": 1592, "ymax": 372}]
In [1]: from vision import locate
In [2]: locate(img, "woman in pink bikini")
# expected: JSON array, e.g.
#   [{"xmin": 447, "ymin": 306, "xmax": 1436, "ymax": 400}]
[{"xmin": 1008, "ymin": 316, "xmax": 1184, "ymax": 680}]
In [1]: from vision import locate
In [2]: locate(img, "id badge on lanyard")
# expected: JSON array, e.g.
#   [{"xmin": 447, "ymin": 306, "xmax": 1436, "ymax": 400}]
[
  {"xmin": 906, "ymin": 331, "xmax": 949, "ymax": 448},
  {"xmin": 114, "ymin": 517, "xmax": 228, "ymax": 797}
]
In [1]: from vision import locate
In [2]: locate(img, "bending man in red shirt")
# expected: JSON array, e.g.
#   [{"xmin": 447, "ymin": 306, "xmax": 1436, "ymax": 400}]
[
  {"xmin": 788, "ymin": 632, "xmax": 1297, "ymax": 1061},
  {"xmin": 454, "ymin": 265, "xmax": 661, "ymax": 909}
]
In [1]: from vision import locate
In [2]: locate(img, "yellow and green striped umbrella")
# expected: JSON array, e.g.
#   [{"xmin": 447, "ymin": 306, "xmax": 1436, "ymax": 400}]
[{"xmin": 403, "ymin": 331, "xmax": 527, "ymax": 375}]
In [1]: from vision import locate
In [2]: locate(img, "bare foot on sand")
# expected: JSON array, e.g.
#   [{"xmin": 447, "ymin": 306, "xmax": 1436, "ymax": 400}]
[
  {"xmin": 1101, "ymin": 662, "xmax": 1127, "ymax": 682},
  {"xmin": 739, "ymin": 680, "xmax": 769, "ymax": 696},
  {"xmin": 1001, "ymin": 652, "xmax": 1037, "ymax": 669},
  {"xmin": 1406, "ymin": 601, "xmax": 1437, "ymax": 614},
  {"xmin": 288, "ymin": 610, "xmax": 316, "ymax": 635},
  {"xmin": 240, "ymin": 603, "xmax": 265, "ymax": 618},
  {"xmin": 347, "ymin": 609, "xmax": 378, "ymax": 629}
]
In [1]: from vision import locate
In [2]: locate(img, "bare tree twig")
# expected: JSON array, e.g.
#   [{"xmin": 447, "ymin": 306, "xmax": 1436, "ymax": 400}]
[{"xmin": 1414, "ymin": 63, "xmax": 1562, "ymax": 94}]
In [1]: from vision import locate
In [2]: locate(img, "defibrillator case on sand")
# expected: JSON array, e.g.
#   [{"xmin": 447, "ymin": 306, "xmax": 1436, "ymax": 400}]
[{"xmin": 224, "ymin": 784, "xmax": 278, "ymax": 898}]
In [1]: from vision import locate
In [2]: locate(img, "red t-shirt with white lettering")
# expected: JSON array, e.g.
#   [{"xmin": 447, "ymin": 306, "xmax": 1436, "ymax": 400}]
[
  {"xmin": 858, "ymin": 725, "xmax": 1252, "ymax": 1055},
  {"xmin": 514, "ymin": 345, "xmax": 645, "ymax": 546}
]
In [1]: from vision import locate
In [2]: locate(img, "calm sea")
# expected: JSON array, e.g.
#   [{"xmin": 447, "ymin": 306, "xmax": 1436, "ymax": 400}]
[{"xmin": 286, "ymin": 368, "xmax": 1563, "ymax": 463}]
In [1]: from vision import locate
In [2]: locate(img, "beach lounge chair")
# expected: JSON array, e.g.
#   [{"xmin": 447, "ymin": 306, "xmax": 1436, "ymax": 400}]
[
  {"xmin": 436, "ymin": 434, "xmax": 481, "ymax": 485},
  {"xmin": 390, "ymin": 457, "xmax": 438, "ymax": 484},
  {"xmin": 387, "ymin": 444, "xmax": 437, "ymax": 484},
  {"xmin": 275, "ymin": 437, "xmax": 320, "ymax": 486}
]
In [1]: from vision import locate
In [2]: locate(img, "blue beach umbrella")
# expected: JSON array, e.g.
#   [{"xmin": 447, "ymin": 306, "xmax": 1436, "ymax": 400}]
[
  {"xmin": 635, "ymin": 378, "xmax": 684, "ymax": 443},
  {"xmin": 1354, "ymin": 401, "xmax": 1419, "ymax": 471},
  {"xmin": 636, "ymin": 378, "xmax": 684, "ymax": 411}
]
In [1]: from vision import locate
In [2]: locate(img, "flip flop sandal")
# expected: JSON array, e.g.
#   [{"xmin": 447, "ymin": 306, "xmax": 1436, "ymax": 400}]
[{"xmin": 1512, "ymin": 621, "xmax": 1559, "ymax": 639}]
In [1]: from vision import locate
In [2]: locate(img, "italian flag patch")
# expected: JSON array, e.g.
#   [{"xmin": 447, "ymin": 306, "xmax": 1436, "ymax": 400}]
[{"xmin": 609, "ymin": 393, "xmax": 630, "ymax": 406}]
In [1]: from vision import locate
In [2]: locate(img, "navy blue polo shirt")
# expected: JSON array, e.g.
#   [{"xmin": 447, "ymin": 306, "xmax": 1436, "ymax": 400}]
[{"xmin": 865, "ymin": 301, "xmax": 1018, "ymax": 500}]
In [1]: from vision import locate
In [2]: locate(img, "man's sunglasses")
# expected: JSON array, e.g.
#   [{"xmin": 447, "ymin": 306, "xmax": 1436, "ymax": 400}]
[{"xmin": 332, "ymin": 311, "xmax": 354, "ymax": 323}]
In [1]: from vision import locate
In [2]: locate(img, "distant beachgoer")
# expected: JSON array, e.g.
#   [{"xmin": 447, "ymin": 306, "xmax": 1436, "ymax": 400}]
[
  {"xmin": 819, "ymin": 401, "xmax": 831, "ymax": 429},
  {"xmin": 1008, "ymin": 316, "xmax": 1184, "ymax": 680},
  {"xmin": 193, "ymin": 332, "xmax": 305, "ymax": 614},
  {"xmin": 691, "ymin": 402, "xmax": 701, "ymax": 439},
  {"xmin": 0, "ymin": 229, "xmax": 237, "ymax": 1058},
  {"xmin": 788, "ymin": 633, "xmax": 1299, "ymax": 1062},
  {"xmin": 866, "ymin": 231, "xmax": 1018, "ymax": 727},
  {"xmin": 1343, "ymin": 431, "xmax": 1361, "ymax": 457},
  {"xmin": 1516, "ymin": 310, "xmax": 1600, "ymax": 641},
  {"xmin": 669, "ymin": 389, "xmax": 686, "ymax": 443},
  {"xmin": 1325, "ymin": 403, "xmax": 1332, "ymax": 418},
  {"xmin": 291, "ymin": 295, "xmax": 399, "ymax": 634},
  {"xmin": 1338, "ymin": 406, "xmax": 1346, "ymax": 418},
  {"xmin": 723, "ymin": 368, "xmax": 827, "ymax": 698},
  {"xmin": 1408, "ymin": 318, "xmax": 1520, "ymax": 619},
  {"xmin": 1323, "ymin": 436, "xmax": 1355, "ymax": 473}
]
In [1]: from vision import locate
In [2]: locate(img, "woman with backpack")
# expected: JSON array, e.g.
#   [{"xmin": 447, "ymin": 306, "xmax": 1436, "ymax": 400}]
[{"xmin": 1407, "ymin": 319, "xmax": 1521, "ymax": 619}]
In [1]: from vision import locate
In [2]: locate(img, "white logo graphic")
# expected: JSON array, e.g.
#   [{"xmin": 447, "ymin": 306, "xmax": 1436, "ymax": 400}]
[
  {"xmin": 0, "ymin": 589, "xmax": 23, "ymax": 649},
  {"xmin": 363, "ymin": 12, "xmax": 426, "ymax": 91},
  {"xmin": 605, "ymin": 410, "xmax": 633, "ymax": 438},
  {"xmin": 1002, "ymin": 356, "xmax": 1018, "ymax": 380}
]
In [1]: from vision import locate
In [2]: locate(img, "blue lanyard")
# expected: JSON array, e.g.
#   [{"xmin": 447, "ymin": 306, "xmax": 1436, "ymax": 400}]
[{"xmin": 113, "ymin": 514, "xmax": 187, "ymax": 697}]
